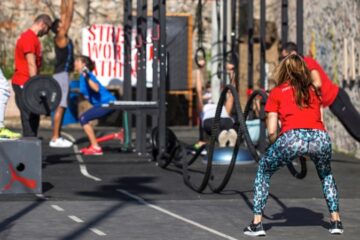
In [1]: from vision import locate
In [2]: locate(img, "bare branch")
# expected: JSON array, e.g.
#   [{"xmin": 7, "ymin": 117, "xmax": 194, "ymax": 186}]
[{"xmin": 41, "ymin": 0, "xmax": 58, "ymax": 19}]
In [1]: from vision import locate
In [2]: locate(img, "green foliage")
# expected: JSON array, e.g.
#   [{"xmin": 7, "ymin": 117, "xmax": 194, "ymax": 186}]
[
  {"xmin": 40, "ymin": 35, "xmax": 55, "ymax": 75},
  {"xmin": 1, "ymin": 64, "xmax": 14, "ymax": 79},
  {"xmin": 0, "ymin": 45, "xmax": 14, "ymax": 79}
]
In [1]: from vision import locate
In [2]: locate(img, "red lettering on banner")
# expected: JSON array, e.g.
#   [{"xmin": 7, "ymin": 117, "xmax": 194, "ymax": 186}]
[
  {"xmin": 87, "ymin": 42, "xmax": 92, "ymax": 58},
  {"xmin": 108, "ymin": 61, "xmax": 112, "ymax": 77},
  {"xmin": 115, "ymin": 27, "xmax": 123, "ymax": 43},
  {"xmin": 88, "ymin": 42, "xmax": 102, "ymax": 59},
  {"xmin": 88, "ymin": 24, "xmax": 96, "ymax": 41},
  {"xmin": 83, "ymin": 24, "xmax": 154, "ymax": 84},
  {"xmin": 106, "ymin": 26, "xmax": 111, "ymax": 42},
  {"xmin": 116, "ymin": 45, "xmax": 121, "ymax": 61},
  {"xmin": 103, "ymin": 44, "xmax": 111, "ymax": 59},
  {"xmin": 101, "ymin": 61, "xmax": 105, "ymax": 76},
  {"xmin": 100, "ymin": 25, "xmax": 104, "ymax": 42}
]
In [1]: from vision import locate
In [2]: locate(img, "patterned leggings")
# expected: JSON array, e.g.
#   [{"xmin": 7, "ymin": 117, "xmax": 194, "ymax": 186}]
[{"xmin": 253, "ymin": 129, "xmax": 339, "ymax": 215}]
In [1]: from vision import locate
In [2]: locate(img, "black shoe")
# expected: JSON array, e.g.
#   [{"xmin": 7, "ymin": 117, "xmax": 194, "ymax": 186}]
[
  {"xmin": 329, "ymin": 220, "xmax": 344, "ymax": 235},
  {"xmin": 243, "ymin": 221, "xmax": 266, "ymax": 237}
]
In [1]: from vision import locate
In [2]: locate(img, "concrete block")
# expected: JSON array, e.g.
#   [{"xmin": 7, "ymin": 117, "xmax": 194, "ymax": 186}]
[{"xmin": 0, "ymin": 138, "xmax": 42, "ymax": 194}]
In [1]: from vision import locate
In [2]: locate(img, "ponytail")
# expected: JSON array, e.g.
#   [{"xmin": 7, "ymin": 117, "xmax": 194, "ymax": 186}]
[{"xmin": 78, "ymin": 55, "xmax": 95, "ymax": 72}]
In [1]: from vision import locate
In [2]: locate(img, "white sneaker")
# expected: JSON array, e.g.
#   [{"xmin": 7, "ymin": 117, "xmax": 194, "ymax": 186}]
[
  {"xmin": 218, "ymin": 130, "xmax": 229, "ymax": 147},
  {"xmin": 49, "ymin": 137, "xmax": 73, "ymax": 148},
  {"xmin": 227, "ymin": 129, "xmax": 237, "ymax": 147}
]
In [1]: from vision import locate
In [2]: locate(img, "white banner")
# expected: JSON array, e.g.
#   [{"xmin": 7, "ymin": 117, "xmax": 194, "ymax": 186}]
[{"xmin": 82, "ymin": 24, "xmax": 154, "ymax": 87}]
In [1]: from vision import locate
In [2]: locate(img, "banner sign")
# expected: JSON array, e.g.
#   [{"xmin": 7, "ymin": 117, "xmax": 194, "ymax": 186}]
[
  {"xmin": 82, "ymin": 16, "xmax": 189, "ymax": 90},
  {"xmin": 82, "ymin": 24, "xmax": 154, "ymax": 87}
]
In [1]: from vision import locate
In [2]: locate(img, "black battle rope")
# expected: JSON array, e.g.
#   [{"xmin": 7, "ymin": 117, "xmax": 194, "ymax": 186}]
[
  {"xmin": 243, "ymin": 90, "xmax": 307, "ymax": 179},
  {"xmin": 208, "ymin": 85, "xmax": 247, "ymax": 193},
  {"xmin": 182, "ymin": 86, "xmax": 307, "ymax": 193}
]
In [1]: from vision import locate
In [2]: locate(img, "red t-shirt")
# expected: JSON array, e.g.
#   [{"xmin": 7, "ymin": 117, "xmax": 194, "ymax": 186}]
[
  {"xmin": 12, "ymin": 29, "xmax": 42, "ymax": 86},
  {"xmin": 265, "ymin": 82, "xmax": 325, "ymax": 135},
  {"xmin": 303, "ymin": 56, "xmax": 339, "ymax": 107}
]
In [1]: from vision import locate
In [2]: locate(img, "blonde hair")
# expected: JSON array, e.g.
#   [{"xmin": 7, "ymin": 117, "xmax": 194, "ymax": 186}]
[{"xmin": 273, "ymin": 54, "xmax": 320, "ymax": 108}]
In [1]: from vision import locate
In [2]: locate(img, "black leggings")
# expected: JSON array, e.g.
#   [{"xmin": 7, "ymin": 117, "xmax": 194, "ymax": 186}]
[
  {"xmin": 202, "ymin": 117, "xmax": 234, "ymax": 137},
  {"xmin": 12, "ymin": 84, "xmax": 40, "ymax": 137},
  {"xmin": 329, "ymin": 88, "xmax": 360, "ymax": 142}
]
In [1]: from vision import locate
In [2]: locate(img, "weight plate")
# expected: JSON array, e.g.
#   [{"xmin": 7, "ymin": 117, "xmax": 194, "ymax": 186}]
[{"xmin": 23, "ymin": 75, "xmax": 62, "ymax": 115}]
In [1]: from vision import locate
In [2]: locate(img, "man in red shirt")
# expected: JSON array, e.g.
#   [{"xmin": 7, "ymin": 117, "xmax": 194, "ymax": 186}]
[
  {"xmin": 281, "ymin": 42, "xmax": 360, "ymax": 142},
  {"xmin": 12, "ymin": 14, "xmax": 52, "ymax": 137}
]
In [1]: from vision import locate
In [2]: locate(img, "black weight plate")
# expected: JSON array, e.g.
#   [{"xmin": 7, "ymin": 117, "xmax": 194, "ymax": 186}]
[{"xmin": 23, "ymin": 75, "xmax": 62, "ymax": 115}]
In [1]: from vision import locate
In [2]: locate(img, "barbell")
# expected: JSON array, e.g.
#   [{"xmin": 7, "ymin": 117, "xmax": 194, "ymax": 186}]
[{"xmin": 23, "ymin": 75, "xmax": 62, "ymax": 115}]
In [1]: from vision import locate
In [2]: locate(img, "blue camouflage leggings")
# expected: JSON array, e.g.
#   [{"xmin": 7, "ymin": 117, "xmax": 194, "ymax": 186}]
[{"xmin": 253, "ymin": 129, "xmax": 339, "ymax": 215}]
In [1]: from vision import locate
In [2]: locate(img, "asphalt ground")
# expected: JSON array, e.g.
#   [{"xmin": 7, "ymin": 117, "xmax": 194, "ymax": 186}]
[{"xmin": 0, "ymin": 127, "xmax": 360, "ymax": 240}]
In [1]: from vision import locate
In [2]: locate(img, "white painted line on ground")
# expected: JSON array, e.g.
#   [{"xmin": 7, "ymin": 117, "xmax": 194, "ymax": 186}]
[
  {"xmin": 117, "ymin": 189, "xmax": 239, "ymax": 240},
  {"xmin": 90, "ymin": 228, "xmax": 107, "ymax": 236},
  {"xmin": 68, "ymin": 215, "xmax": 84, "ymax": 223},
  {"xmin": 62, "ymin": 131, "xmax": 102, "ymax": 182},
  {"xmin": 50, "ymin": 205, "xmax": 108, "ymax": 237},
  {"xmin": 35, "ymin": 194, "xmax": 46, "ymax": 199},
  {"xmin": 51, "ymin": 204, "xmax": 65, "ymax": 212}
]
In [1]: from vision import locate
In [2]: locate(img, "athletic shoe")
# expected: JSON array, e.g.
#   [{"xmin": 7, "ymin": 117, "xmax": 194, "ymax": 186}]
[
  {"xmin": 0, "ymin": 127, "xmax": 21, "ymax": 139},
  {"xmin": 49, "ymin": 137, "xmax": 73, "ymax": 148},
  {"xmin": 329, "ymin": 220, "xmax": 344, "ymax": 235},
  {"xmin": 80, "ymin": 145, "xmax": 103, "ymax": 156},
  {"xmin": 227, "ymin": 128, "xmax": 237, "ymax": 147},
  {"xmin": 243, "ymin": 221, "xmax": 266, "ymax": 237},
  {"xmin": 218, "ymin": 130, "xmax": 229, "ymax": 147},
  {"xmin": 191, "ymin": 142, "xmax": 207, "ymax": 155}
]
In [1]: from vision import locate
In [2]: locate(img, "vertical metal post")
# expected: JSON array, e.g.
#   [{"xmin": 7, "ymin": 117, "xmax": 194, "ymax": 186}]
[
  {"xmin": 230, "ymin": 0, "xmax": 239, "ymax": 90},
  {"xmin": 247, "ymin": 0, "xmax": 254, "ymax": 90},
  {"xmin": 260, "ymin": 0, "xmax": 266, "ymax": 89},
  {"xmin": 135, "ymin": 0, "xmax": 147, "ymax": 155},
  {"xmin": 296, "ymin": 0, "xmax": 304, "ymax": 55},
  {"xmin": 230, "ymin": 0, "xmax": 236, "ymax": 63},
  {"xmin": 237, "ymin": 0, "xmax": 242, "ymax": 88},
  {"xmin": 211, "ymin": 0, "xmax": 221, "ymax": 103},
  {"xmin": 222, "ymin": 0, "xmax": 228, "ymax": 86},
  {"xmin": 281, "ymin": 0, "xmax": 288, "ymax": 46},
  {"xmin": 123, "ymin": 0, "xmax": 132, "ymax": 149},
  {"xmin": 158, "ymin": 0, "xmax": 167, "ymax": 161},
  {"xmin": 259, "ymin": 0, "xmax": 267, "ymax": 153},
  {"xmin": 152, "ymin": 0, "xmax": 160, "ymax": 130}
]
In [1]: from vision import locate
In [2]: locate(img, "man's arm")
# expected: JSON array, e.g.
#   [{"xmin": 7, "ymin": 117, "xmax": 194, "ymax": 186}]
[
  {"xmin": 266, "ymin": 112, "xmax": 278, "ymax": 144},
  {"xmin": 310, "ymin": 69, "xmax": 322, "ymax": 88},
  {"xmin": 225, "ymin": 66, "xmax": 235, "ymax": 114},
  {"xmin": 25, "ymin": 53, "xmax": 37, "ymax": 77}
]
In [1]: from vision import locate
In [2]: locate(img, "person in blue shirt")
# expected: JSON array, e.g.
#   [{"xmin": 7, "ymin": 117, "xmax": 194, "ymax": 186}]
[{"xmin": 74, "ymin": 55, "xmax": 116, "ymax": 155}]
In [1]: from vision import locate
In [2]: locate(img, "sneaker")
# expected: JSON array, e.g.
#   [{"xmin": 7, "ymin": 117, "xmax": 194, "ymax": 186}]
[
  {"xmin": 227, "ymin": 129, "xmax": 237, "ymax": 147},
  {"xmin": 329, "ymin": 220, "xmax": 344, "ymax": 235},
  {"xmin": 49, "ymin": 137, "xmax": 73, "ymax": 148},
  {"xmin": 218, "ymin": 130, "xmax": 229, "ymax": 147},
  {"xmin": 243, "ymin": 221, "xmax": 266, "ymax": 237},
  {"xmin": 80, "ymin": 145, "xmax": 103, "ymax": 156},
  {"xmin": 0, "ymin": 127, "xmax": 21, "ymax": 139},
  {"xmin": 191, "ymin": 142, "xmax": 207, "ymax": 155}
]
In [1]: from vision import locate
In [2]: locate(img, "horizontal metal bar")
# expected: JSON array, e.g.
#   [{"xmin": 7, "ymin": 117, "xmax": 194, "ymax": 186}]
[{"xmin": 102, "ymin": 101, "xmax": 159, "ymax": 110}]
